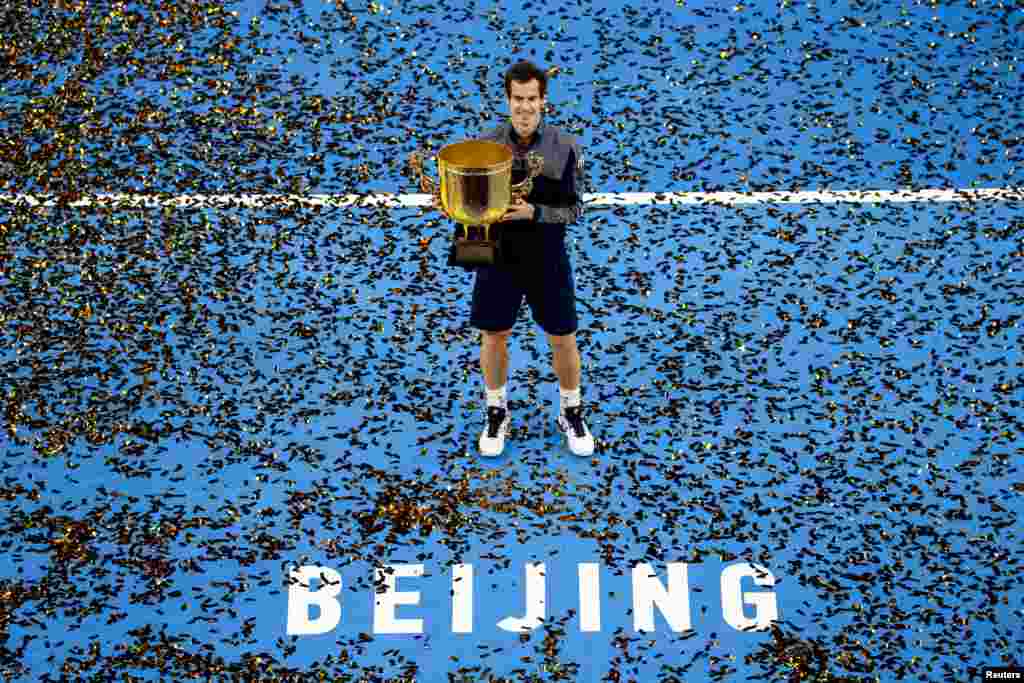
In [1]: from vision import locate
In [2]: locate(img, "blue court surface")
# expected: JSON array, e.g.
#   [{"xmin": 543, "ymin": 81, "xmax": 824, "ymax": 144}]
[{"xmin": 1, "ymin": 0, "xmax": 1022, "ymax": 681}]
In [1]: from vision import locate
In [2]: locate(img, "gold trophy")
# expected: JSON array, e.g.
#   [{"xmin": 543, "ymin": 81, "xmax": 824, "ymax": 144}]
[{"xmin": 410, "ymin": 141, "xmax": 543, "ymax": 266}]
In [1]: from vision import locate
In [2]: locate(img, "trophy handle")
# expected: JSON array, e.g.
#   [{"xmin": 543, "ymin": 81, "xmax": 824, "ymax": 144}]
[
  {"xmin": 409, "ymin": 150, "xmax": 445, "ymax": 215},
  {"xmin": 510, "ymin": 152, "xmax": 543, "ymax": 203}
]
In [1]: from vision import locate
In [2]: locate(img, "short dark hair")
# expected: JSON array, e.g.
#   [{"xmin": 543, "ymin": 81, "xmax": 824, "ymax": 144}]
[{"xmin": 504, "ymin": 60, "xmax": 548, "ymax": 100}]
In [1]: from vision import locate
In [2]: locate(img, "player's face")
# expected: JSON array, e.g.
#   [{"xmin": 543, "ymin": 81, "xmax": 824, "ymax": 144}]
[{"xmin": 508, "ymin": 79, "xmax": 545, "ymax": 141}]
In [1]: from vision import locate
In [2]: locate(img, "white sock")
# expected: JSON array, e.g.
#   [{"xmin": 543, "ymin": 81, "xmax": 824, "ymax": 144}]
[
  {"xmin": 559, "ymin": 386, "xmax": 581, "ymax": 413},
  {"xmin": 486, "ymin": 385, "xmax": 507, "ymax": 409}
]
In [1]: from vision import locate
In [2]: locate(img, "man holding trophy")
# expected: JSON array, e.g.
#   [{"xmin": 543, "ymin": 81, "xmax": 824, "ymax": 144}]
[{"xmin": 410, "ymin": 60, "xmax": 594, "ymax": 458}]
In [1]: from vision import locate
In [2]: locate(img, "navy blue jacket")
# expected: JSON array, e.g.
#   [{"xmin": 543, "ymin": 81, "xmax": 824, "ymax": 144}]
[{"xmin": 447, "ymin": 116, "xmax": 585, "ymax": 270}]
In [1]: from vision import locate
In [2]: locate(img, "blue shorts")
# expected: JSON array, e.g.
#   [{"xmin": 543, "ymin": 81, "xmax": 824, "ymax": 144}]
[{"xmin": 470, "ymin": 247, "xmax": 578, "ymax": 336}]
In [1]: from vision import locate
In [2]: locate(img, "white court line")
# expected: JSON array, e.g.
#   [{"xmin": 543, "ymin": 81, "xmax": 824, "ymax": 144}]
[{"xmin": 0, "ymin": 188, "xmax": 1020, "ymax": 208}]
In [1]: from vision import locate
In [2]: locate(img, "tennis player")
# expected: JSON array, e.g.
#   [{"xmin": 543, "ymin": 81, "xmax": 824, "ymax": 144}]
[{"xmin": 459, "ymin": 60, "xmax": 593, "ymax": 458}]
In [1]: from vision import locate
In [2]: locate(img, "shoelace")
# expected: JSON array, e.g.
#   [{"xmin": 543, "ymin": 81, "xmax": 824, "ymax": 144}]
[{"xmin": 486, "ymin": 407, "xmax": 507, "ymax": 438}]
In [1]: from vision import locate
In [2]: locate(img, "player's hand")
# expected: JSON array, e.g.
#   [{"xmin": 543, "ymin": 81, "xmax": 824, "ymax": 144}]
[{"xmin": 500, "ymin": 199, "xmax": 535, "ymax": 222}]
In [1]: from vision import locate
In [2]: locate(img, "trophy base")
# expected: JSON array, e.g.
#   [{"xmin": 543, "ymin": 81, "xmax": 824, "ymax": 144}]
[
  {"xmin": 452, "ymin": 224, "xmax": 499, "ymax": 267},
  {"xmin": 448, "ymin": 224, "xmax": 499, "ymax": 266},
  {"xmin": 454, "ymin": 240, "xmax": 498, "ymax": 266}
]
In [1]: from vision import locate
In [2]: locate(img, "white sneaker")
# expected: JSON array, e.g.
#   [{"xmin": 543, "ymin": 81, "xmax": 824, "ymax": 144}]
[
  {"xmin": 479, "ymin": 406, "xmax": 510, "ymax": 457},
  {"xmin": 558, "ymin": 406, "xmax": 594, "ymax": 456}
]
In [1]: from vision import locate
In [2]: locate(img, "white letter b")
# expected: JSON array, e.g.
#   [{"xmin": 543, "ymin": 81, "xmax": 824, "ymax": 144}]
[{"xmin": 287, "ymin": 566, "xmax": 342, "ymax": 636}]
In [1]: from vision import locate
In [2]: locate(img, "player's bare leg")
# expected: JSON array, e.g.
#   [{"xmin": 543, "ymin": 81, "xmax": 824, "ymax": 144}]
[
  {"xmin": 548, "ymin": 332, "xmax": 594, "ymax": 456},
  {"xmin": 478, "ymin": 329, "xmax": 512, "ymax": 456}
]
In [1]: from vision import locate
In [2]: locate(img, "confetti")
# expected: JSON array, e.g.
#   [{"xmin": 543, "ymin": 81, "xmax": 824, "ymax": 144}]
[{"xmin": 0, "ymin": 0, "xmax": 1020, "ymax": 681}]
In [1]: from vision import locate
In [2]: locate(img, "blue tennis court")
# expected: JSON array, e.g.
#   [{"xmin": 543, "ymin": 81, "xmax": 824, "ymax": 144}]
[{"xmin": 1, "ymin": 0, "xmax": 1021, "ymax": 681}]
